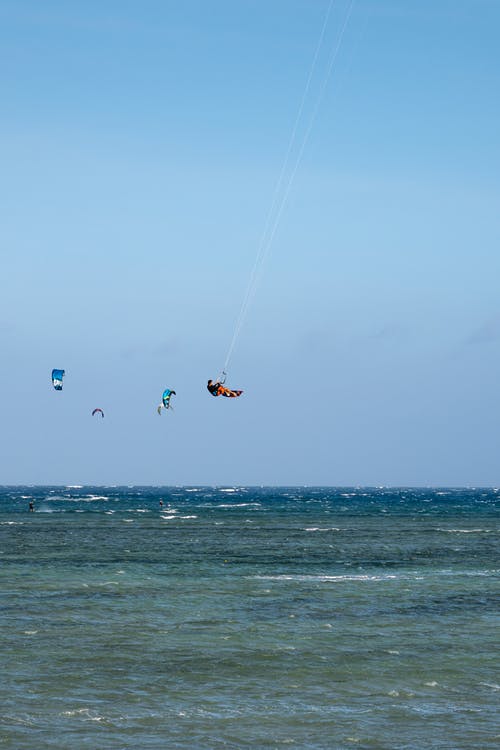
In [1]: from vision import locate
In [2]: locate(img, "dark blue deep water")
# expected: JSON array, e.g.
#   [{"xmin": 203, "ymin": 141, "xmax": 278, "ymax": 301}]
[{"xmin": 1, "ymin": 487, "xmax": 498, "ymax": 749}]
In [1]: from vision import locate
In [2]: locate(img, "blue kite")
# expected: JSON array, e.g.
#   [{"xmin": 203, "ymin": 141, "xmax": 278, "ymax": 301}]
[
  {"xmin": 51, "ymin": 369, "xmax": 65, "ymax": 391},
  {"xmin": 157, "ymin": 388, "xmax": 176, "ymax": 415}
]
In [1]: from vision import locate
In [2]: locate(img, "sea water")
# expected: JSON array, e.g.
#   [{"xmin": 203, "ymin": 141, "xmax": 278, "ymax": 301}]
[{"xmin": 0, "ymin": 487, "xmax": 498, "ymax": 749}]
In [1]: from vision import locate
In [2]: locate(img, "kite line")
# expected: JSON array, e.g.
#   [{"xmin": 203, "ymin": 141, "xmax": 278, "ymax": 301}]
[{"xmin": 220, "ymin": 0, "xmax": 356, "ymax": 378}]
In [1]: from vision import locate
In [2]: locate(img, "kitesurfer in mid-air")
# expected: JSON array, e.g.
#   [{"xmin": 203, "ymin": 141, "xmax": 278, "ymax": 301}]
[{"xmin": 207, "ymin": 376, "xmax": 243, "ymax": 398}]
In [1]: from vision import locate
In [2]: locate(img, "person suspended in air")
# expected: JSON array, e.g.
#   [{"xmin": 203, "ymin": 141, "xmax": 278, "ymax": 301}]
[{"xmin": 207, "ymin": 373, "xmax": 243, "ymax": 399}]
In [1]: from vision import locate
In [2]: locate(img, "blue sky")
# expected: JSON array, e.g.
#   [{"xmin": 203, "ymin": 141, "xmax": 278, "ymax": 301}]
[{"xmin": 1, "ymin": 0, "xmax": 499, "ymax": 485}]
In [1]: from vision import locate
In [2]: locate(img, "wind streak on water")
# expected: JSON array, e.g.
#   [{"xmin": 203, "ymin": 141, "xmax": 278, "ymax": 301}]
[{"xmin": 0, "ymin": 487, "xmax": 499, "ymax": 749}]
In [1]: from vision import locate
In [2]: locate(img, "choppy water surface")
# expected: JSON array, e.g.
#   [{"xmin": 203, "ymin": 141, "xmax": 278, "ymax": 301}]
[{"xmin": 1, "ymin": 487, "xmax": 499, "ymax": 749}]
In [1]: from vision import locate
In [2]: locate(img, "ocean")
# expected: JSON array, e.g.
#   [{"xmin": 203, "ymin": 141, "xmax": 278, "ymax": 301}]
[{"xmin": 0, "ymin": 486, "xmax": 498, "ymax": 749}]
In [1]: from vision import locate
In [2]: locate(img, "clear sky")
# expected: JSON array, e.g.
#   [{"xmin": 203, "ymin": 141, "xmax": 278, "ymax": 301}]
[{"xmin": 1, "ymin": 0, "xmax": 499, "ymax": 486}]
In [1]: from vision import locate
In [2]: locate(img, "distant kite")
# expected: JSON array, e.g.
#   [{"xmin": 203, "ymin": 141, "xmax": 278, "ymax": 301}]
[
  {"xmin": 92, "ymin": 408, "xmax": 104, "ymax": 418},
  {"xmin": 51, "ymin": 369, "xmax": 65, "ymax": 391},
  {"xmin": 157, "ymin": 388, "xmax": 176, "ymax": 415}
]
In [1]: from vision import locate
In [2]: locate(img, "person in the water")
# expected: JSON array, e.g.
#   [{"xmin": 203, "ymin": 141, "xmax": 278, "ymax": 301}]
[{"xmin": 29, "ymin": 501, "xmax": 34, "ymax": 512}]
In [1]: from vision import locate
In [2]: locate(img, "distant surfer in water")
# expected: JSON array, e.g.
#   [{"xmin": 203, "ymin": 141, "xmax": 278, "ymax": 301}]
[
  {"xmin": 29, "ymin": 501, "xmax": 34, "ymax": 512},
  {"xmin": 159, "ymin": 500, "xmax": 164, "ymax": 509}
]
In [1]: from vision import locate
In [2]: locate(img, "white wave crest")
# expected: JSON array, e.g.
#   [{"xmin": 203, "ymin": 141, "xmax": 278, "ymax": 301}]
[
  {"xmin": 436, "ymin": 528, "xmax": 492, "ymax": 533},
  {"xmin": 304, "ymin": 527, "xmax": 341, "ymax": 532}
]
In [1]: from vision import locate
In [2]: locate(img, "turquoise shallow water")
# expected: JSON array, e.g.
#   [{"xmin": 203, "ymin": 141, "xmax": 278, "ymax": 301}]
[{"xmin": 1, "ymin": 487, "xmax": 499, "ymax": 749}]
